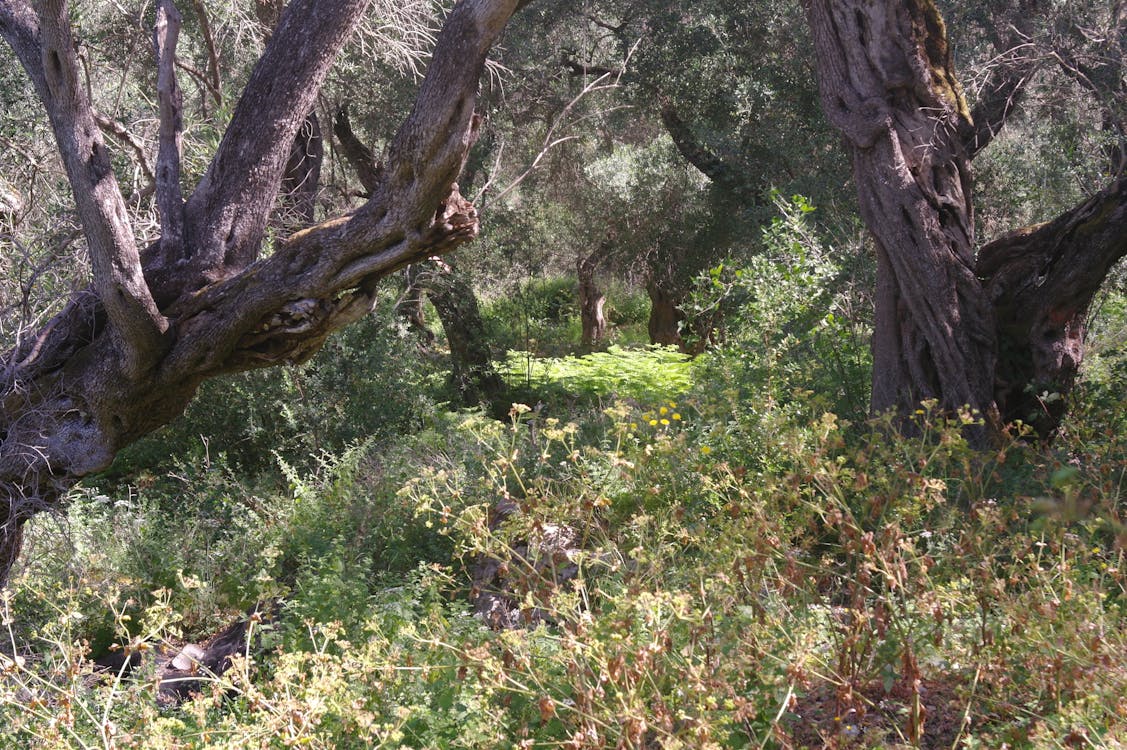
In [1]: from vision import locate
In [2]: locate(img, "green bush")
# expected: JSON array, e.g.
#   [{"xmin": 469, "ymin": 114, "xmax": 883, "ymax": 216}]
[
  {"xmin": 686, "ymin": 194, "xmax": 872, "ymax": 424},
  {"xmin": 106, "ymin": 300, "xmax": 439, "ymax": 481},
  {"xmin": 482, "ymin": 276, "xmax": 582, "ymax": 355}
]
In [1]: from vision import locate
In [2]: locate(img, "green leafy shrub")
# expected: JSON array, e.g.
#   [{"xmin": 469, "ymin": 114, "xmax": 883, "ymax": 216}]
[
  {"xmin": 483, "ymin": 276, "xmax": 582, "ymax": 355},
  {"xmin": 686, "ymin": 194, "xmax": 872, "ymax": 425},
  {"xmin": 107, "ymin": 301, "xmax": 438, "ymax": 480}
]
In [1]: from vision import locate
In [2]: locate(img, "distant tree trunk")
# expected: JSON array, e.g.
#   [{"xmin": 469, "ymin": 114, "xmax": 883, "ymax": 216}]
[
  {"xmin": 577, "ymin": 247, "xmax": 607, "ymax": 351},
  {"xmin": 279, "ymin": 112, "xmax": 323, "ymax": 227},
  {"xmin": 645, "ymin": 273, "xmax": 684, "ymax": 348},
  {"xmin": 397, "ymin": 265, "xmax": 436, "ymax": 347},
  {"xmin": 805, "ymin": 0, "xmax": 1127, "ymax": 443},
  {"xmin": 419, "ymin": 261, "xmax": 507, "ymax": 410},
  {"xmin": 332, "ymin": 104, "xmax": 381, "ymax": 195},
  {"xmin": 331, "ymin": 103, "xmax": 500, "ymax": 404}
]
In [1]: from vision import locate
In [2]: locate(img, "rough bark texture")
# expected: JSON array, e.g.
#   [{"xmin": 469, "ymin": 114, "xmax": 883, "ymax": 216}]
[
  {"xmin": 578, "ymin": 247, "xmax": 607, "ymax": 350},
  {"xmin": 417, "ymin": 261, "xmax": 507, "ymax": 410},
  {"xmin": 806, "ymin": 0, "xmax": 1127, "ymax": 443},
  {"xmin": 153, "ymin": 0, "xmax": 185, "ymax": 256},
  {"xmin": 806, "ymin": 0, "xmax": 998, "ymax": 442},
  {"xmin": 979, "ymin": 176, "xmax": 1127, "ymax": 434},
  {"xmin": 0, "ymin": 0, "xmax": 522, "ymax": 585}
]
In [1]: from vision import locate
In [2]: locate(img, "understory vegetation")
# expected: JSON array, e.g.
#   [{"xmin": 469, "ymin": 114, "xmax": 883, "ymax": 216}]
[
  {"xmin": 2, "ymin": 203, "xmax": 1125, "ymax": 750},
  {"xmin": 2, "ymin": 0, "xmax": 1126, "ymax": 747}
]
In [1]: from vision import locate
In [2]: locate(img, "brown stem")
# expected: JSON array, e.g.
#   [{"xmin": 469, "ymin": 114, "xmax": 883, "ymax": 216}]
[
  {"xmin": 154, "ymin": 0, "xmax": 186, "ymax": 258},
  {"xmin": 34, "ymin": 0, "xmax": 168, "ymax": 377},
  {"xmin": 190, "ymin": 0, "xmax": 222, "ymax": 108}
]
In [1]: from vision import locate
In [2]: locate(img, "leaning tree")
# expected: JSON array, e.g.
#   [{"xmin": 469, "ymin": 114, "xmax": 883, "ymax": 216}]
[
  {"xmin": 0, "ymin": 0, "xmax": 525, "ymax": 585},
  {"xmin": 804, "ymin": 0, "xmax": 1127, "ymax": 444}
]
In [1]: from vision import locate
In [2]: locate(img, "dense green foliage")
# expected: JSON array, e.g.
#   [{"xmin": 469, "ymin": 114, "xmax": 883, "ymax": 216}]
[
  {"xmin": 2, "ymin": 0, "xmax": 1126, "ymax": 748},
  {"xmin": 2, "ymin": 197, "xmax": 1126, "ymax": 748}
]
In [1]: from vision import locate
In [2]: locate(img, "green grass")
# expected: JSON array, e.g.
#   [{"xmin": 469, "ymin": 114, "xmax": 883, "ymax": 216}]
[{"xmin": 497, "ymin": 345, "xmax": 693, "ymax": 402}]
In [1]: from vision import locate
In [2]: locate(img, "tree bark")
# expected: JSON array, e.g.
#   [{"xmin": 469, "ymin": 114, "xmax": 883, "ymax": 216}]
[
  {"xmin": 645, "ymin": 273, "xmax": 684, "ymax": 349},
  {"xmin": 279, "ymin": 112, "xmax": 324, "ymax": 228},
  {"xmin": 806, "ymin": 0, "xmax": 1127, "ymax": 444},
  {"xmin": 416, "ymin": 261, "xmax": 507, "ymax": 410},
  {"xmin": 333, "ymin": 104, "xmax": 382, "ymax": 195},
  {"xmin": 806, "ymin": 0, "xmax": 998, "ymax": 443},
  {"xmin": 578, "ymin": 247, "xmax": 607, "ymax": 351},
  {"xmin": 979, "ymin": 176, "xmax": 1127, "ymax": 434},
  {"xmin": 0, "ymin": 0, "xmax": 522, "ymax": 585}
]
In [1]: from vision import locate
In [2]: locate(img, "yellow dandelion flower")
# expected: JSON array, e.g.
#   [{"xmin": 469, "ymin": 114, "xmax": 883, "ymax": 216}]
[
  {"xmin": 649, "ymin": 419, "xmax": 658, "ymax": 426},
  {"xmin": 701, "ymin": 445, "xmax": 712, "ymax": 455},
  {"xmin": 660, "ymin": 418, "xmax": 670, "ymax": 426},
  {"xmin": 659, "ymin": 406, "xmax": 668, "ymax": 415},
  {"xmin": 672, "ymin": 413, "xmax": 682, "ymax": 420},
  {"xmin": 669, "ymin": 401, "xmax": 677, "ymax": 408}
]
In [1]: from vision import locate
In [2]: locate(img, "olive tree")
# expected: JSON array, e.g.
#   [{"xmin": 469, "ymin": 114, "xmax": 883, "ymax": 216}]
[
  {"xmin": 0, "ymin": 0, "xmax": 524, "ymax": 584},
  {"xmin": 805, "ymin": 0, "xmax": 1127, "ymax": 443}
]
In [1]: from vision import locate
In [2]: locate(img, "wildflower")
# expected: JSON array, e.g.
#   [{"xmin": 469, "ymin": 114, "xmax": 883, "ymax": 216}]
[
  {"xmin": 701, "ymin": 445, "xmax": 712, "ymax": 455},
  {"xmin": 660, "ymin": 406, "xmax": 668, "ymax": 415},
  {"xmin": 660, "ymin": 418, "xmax": 670, "ymax": 426},
  {"xmin": 672, "ymin": 413, "xmax": 682, "ymax": 421},
  {"xmin": 649, "ymin": 419, "xmax": 658, "ymax": 426}
]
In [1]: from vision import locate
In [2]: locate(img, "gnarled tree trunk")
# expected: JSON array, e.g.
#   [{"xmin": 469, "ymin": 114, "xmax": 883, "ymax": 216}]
[
  {"xmin": 806, "ymin": 0, "xmax": 997, "ymax": 444},
  {"xmin": 805, "ymin": 0, "xmax": 1127, "ymax": 443},
  {"xmin": 0, "ymin": 0, "xmax": 523, "ymax": 585},
  {"xmin": 417, "ymin": 261, "xmax": 507, "ymax": 410}
]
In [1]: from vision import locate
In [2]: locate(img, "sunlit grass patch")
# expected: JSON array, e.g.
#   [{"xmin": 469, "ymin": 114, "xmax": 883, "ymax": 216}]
[{"xmin": 498, "ymin": 345, "xmax": 693, "ymax": 401}]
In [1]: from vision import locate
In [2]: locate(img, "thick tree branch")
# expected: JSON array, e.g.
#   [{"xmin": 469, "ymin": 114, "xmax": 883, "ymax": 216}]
[
  {"xmin": 279, "ymin": 113, "xmax": 323, "ymax": 228},
  {"xmin": 961, "ymin": 43, "xmax": 1040, "ymax": 159},
  {"xmin": 658, "ymin": 100, "xmax": 759, "ymax": 198},
  {"xmin": 154, "ymin": 0, "xmax": 186, "ymax": 258},
  {"xmin": 33, "ymin": 0, "xmax": 167, "ymax": 377},
  {"xmin": 959, "ymin": 1, "xmax": 1046, "ymax": 158},
  {"xmin": 0, "ymin": 0, "xmax": 522, "ymax": 585},
  {"xmin": 333, "ymin": 104, "xmax": 382, "ymax": 195},
  {"xmin": 179, "ymin": 0, "xmax": 370, "ymax": 286},
  {"xmin": 979, "ymin": 176, "xmax": 1127, "ymax": 433},
  {"xmin": 0, "ymin": 0, "xmax": 45, "ymax": 97}
]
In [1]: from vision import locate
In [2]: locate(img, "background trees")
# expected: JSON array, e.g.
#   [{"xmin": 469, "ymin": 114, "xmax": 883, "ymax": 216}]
[{"xmin": 1, "ymin": 0, "xmax": 1126, "ymax": 746}]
